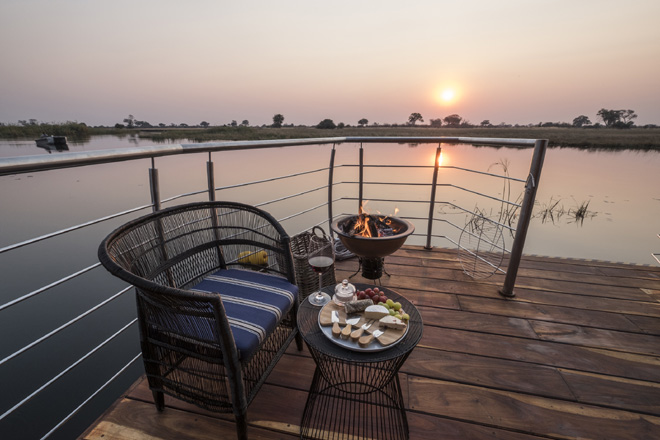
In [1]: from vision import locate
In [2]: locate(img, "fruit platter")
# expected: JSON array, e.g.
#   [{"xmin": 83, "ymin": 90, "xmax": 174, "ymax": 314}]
[{"xmin": 318, "ymin": 287, "xmax": 409, "ymax": 352}]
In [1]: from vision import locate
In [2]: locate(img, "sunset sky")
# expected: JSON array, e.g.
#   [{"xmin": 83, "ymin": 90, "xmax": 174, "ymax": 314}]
[{"xmin": 1, "ymin": 0, "xmax": 659, "ymax": 127}]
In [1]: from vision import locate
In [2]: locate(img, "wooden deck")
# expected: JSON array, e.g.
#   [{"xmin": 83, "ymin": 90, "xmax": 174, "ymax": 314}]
[{"xmin": 81, "ymin": 245, "xmax": 660, "ymax": 440}]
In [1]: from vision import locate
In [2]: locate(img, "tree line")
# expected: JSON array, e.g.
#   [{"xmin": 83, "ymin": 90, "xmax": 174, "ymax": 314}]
[
  {"xmin": 2, "ymin": 108, "xmax": 652, "ymax": 135},
  {"xmin": 299, "ymin": 108, "xmax": 649, "ymax": 130}
]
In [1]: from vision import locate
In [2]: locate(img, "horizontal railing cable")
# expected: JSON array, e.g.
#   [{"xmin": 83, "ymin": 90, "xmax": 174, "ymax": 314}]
[
  {"xmin": 0, "ymin": 318, "xmax": 138, "ymax": 422},
  {"xmin": 443, "ymin": 184, "xmax": 522, "ymax": 207},
  {"xmin": 40, "ymin": 352, "xmax": 143, "ymax": 440},
  {"xmin": 158, "ymin": 166, "xmax": 329, "ymax": 205},
  {"xmin": 0, "ymin": 262, "xmax": 102, "ymax": 311},
  {"xmin": 215, "ymin": 167, "xmax": 329, "ymax": 191},
  {"xmin": 161, "ymin": 189, "xmax": 208, "ymax": 205},
  {"xmin": 347, "ymin": 182, "xmax": 522, "ymax": 208},
  {"xmin": 275, "ymin": 199, "xmax": 341, "ymax": 224},
  {"xmin": 341, "ymin": 163, "xmax": 525, "ymax": 183},
  {"xmin": 0, "ymin": 286, "xmax": 133, "ymax": 367},
  {"xmin": 441, "ymin": 165, "xmax": 526, "ymax": 183},
  {"xmin": 0, "ymin": 204, "xmax": 152, "ymax": 254},
  {"xmin": 254, "ymin": 184, "xmax": 328, "ymax": 207},
  {"xmin": 435, "ymin": 202, "xmax": 517, "ymax": 231}
]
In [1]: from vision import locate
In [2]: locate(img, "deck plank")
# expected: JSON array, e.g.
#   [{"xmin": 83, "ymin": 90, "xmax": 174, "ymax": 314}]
[
  {"xmin": 408, "ymin": 377, "xmax": 660, "ymax": 440},
  {"xmin": 81, "ymin": 246, "xmax": 660, "ymax": 439}
]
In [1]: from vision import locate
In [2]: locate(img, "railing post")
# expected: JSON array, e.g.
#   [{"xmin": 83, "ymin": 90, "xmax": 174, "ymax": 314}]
[
  {"xmin": 499, "ymin": 139, "xmax": 548, "ymax": 297},
  {"xmin": 149, "ymin": 158, "xmax": 161, "ymax": 212},
  {"xmin": 327, "ymin": 144, "xmax": 336, "ymax": 236},
  {"xmin": 358, "ymin": 143, "xmax": 364, "ymax": 213},
  {"xmin": 425, "ymin": 146, "xmax": 442, "ymax": 249},
  {"xmin": 207, "ymin": 152, "xmax": 216, "ymax": 202}
]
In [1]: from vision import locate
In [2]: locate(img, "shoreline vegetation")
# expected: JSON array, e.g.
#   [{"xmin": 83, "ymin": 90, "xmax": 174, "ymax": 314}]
[{"xmin": 1, "ymin": 122, "xmax": 659, "ymax": 150}]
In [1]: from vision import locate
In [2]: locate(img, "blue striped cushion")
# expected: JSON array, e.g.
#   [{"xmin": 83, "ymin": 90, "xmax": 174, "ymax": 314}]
[{"xmin": 191, "ymin": 269, "xmax": 298, "ymax": 359}]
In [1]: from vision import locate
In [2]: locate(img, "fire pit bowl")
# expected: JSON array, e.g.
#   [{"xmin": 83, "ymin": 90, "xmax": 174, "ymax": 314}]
[{"xmin": 331, "ymin": 215, "xmax": 415, "ymax": 259}]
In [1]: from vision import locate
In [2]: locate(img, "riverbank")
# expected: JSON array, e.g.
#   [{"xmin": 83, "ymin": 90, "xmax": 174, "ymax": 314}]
[
  {"xmin": 2, "ymin": 124, "xmax": 659, "ymax": 150},
  {"xmin": 135, "ymin": 126, "xmax": 660, "ymax": 150}
]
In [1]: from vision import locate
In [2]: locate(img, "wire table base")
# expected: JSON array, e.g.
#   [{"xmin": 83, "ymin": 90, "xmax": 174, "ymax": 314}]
[{"xmin": 301, "ymin": 363, "xmax": 408, "ymax": 439}]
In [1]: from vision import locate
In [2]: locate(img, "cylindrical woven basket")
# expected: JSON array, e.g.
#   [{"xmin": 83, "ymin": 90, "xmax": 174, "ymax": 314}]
[{"xmin": 290, "ymin": 227, "xmax": 337, "ymax": 302}]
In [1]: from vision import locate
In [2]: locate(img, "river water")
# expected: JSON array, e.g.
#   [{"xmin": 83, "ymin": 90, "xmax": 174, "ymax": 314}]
[
  {"xmin": 3, "ymin": 135, "xmax": 657, "ymax": 265},
  {"xmin": 0, "ymin": 135, "xmax": 659, "ymax": 438}
]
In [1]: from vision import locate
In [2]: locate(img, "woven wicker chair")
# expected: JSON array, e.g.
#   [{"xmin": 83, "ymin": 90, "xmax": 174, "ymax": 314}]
[{"xmin": 98, "ymin": 201, "xmax": 303, "ymax": 440}]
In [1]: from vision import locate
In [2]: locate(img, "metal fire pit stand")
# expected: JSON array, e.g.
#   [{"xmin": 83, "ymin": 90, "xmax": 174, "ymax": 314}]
[
  {"xmin": 348, "ymin": 256, "xmax": 390, "ymax": 282},
  {"xmin": 298, "ymin": 284, "xmax": 423, "ymax": 440}
]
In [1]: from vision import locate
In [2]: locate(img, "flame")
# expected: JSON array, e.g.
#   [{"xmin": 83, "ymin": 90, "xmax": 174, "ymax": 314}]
[
  {"xmin": 351, "ymin": 202, "xmax": 401, "ymax": 237},
  {"xmin": 353, "ymin": 213, "xmax": 373, "ymax": 237}
]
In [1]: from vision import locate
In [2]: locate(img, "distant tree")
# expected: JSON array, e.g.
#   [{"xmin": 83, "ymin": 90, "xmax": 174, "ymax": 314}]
[
  {"xmin": 230, "ymin": 120, "xmax": 237, "ymax": 127},
  {"xmin": 337, "ymin": 122, "xmax": 345, "ymax": 129},
  {"xmin": 200, "ymin": 121, "xmax": 210, "ymax": 128},
  {"xmin": 114, "ymin": 123, "xmax": 125, "ymax": 129},
  {"xmin": 480, "ymin": 120, "xmax": 491, "ymax": 127},
  {"xmin": 429, "ymin": 118, "xmax": 443, "ymax": 127},
  {"xmin": 241, "ymin": 120, "xmax": 249, "ymax": 126},
  {"xmin": 358, "ymin": 118, "xmax": 369, "ymax": 127},
  {"xmin": 123, "ymin": 115, "xmax": 135, "ymax": 128},
  {"xmin": 179, "ymin": 123, "xmax": 189, "ymax": 127},
  {"xmin": 408, "ymin": 112, "xmax": 424, "ymax": 125},
  {"xmin": 316, "ymin": 119, "xmax": 337, "ymax": 129},
  {"xmin": 272, "ymin": 114, "xmax": 284, "ymax": 128},
  {"xmin": 18, "ymin": 120, "xmax": 28, "ymax": 126},
  {"xmin": 134, "ymin": 120, "xmax": 152, "ymax": 128},
  {"xmin": 158, "ymin": 123, "xmax": 166, "ymax": 128},
  {"xmin": 443, "ymin": 114, "xmax": 463, "ymax": 127},
  {"xmin": 28, "ymin": 119, "xmax": 38, "ymax": 125},
  {"xmin": 620, "ymin": 109, "xmax": 638, "ymax": 126},
  {"xmin": 572, "ymin": 115, "xmax": 591, "ymax": 127},
  {"xmin": 597, "ymin": 108, "xmax": 637, "ymax": 128}
]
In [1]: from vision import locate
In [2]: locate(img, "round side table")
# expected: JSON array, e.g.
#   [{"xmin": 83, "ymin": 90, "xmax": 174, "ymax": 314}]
[{"xmin": 297, "ymin": 284, "xmax": 423, "ymax": 440}]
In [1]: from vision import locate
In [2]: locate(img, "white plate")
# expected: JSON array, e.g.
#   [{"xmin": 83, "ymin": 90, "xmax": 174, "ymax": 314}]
[{"xmin": 316, "ymin": 303, "xmax": 408, "ymax": 352}]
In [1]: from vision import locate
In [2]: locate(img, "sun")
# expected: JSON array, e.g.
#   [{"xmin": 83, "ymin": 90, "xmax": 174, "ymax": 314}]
[
  {"xmin": 441, "ymin": 89, "xmax": 455, "ymax": 102},
  {"xmin": 434, "ymin": 87, "xmax": 459, "ymax": 105}
]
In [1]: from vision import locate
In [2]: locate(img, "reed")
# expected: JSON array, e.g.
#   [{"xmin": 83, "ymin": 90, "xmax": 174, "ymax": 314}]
[
  {"xmin": 0, "ymin": 122, "xmax": 93, "ymax": 138},
  {"xmin": 568, "ymin": 200, "xmax": 595, "ymax": 225}
]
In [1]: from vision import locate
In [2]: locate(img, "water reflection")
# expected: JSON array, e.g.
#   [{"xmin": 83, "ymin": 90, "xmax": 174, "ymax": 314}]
[{"xmin": 35, "ymin": 143, "xmax": 69, "ymax": 154}]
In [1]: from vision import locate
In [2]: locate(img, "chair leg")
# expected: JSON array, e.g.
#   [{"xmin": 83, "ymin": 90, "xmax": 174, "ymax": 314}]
[
  {"xmin": 152, "ymin": 390, "xmax": 165, "ymax": 411},
  {"xmin": 235, "ymin": 412, "xmax": 248, "ymax": 440},
  {"xmin": 295, "ymin": 329, "xmax": 304, "ymax": 351}
]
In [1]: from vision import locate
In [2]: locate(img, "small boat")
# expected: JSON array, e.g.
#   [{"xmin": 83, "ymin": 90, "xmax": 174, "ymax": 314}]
[
  {"xmin": 35, "ymin": 134, "xmax": 68, "ymax": 146},
  {"xmin": 35, "ymin": 134, "xmax": 69, "ymax": 152}
]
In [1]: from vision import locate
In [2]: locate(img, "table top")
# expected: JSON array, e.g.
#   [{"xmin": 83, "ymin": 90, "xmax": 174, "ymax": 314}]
[{"xmin": 298, "ymin": 283, "xmax": 423, "ymax": 363}]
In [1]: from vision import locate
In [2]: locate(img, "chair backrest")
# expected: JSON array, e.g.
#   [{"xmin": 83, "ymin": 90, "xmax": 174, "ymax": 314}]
[{"xmin": 98, "ymin": 201, "xmax": 295, "ymax": 290}]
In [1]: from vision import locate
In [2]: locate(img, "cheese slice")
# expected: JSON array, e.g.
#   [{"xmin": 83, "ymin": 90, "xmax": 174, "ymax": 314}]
[
  {"xmin": 379, "ymin": 315, "xmax": 406, "ymax": 330},
  {"xmin": 364, "ymin": 304, "xmax": 389, "ymax": 320}
]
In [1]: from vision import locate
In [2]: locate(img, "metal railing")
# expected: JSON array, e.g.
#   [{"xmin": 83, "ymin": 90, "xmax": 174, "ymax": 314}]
[{"xmin": 0, "ymin": 136, "xmax": 546, "ymax": 438}]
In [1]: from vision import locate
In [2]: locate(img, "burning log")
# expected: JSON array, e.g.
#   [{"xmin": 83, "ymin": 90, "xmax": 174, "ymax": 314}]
[{"xmin": 344, "ymin": 214, "xmax": 398, "ymax": 238}]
